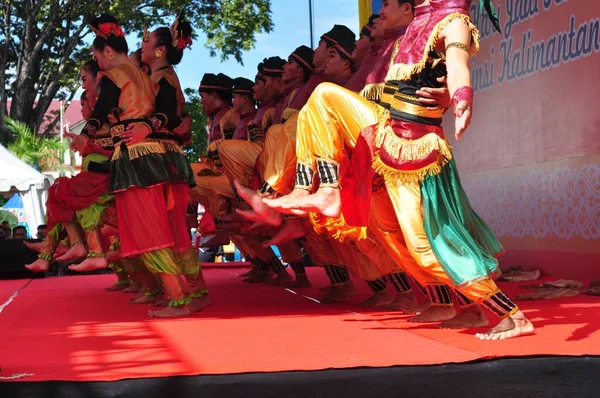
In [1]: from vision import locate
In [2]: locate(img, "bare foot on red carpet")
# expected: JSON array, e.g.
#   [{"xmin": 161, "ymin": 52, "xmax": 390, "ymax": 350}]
[
  {"xmin": 56, "ymin": 243, "xmax": 88, "ymax": 262},
  {"xmin": 148, "ymin": 306, "xmax": 191, "ymax": 318},
  {"xmin": 243, "ymin": 272, "xmax": 272, "ymax": 284},
  {"xmin": 54, "ymin": 244, "xmax": 68, "ymax": 258},
  {"xmin": 408, "ymin": 305, "xmax": 456, "ymax": 323},
  {"xmin": 402, "ymin": 300, "xmax": 431, "ymax": 315},
  {"xmin": 263, "ymin": 271, "xmax": 294, "ymax": 286},
  {"xmin": 475, "ymin": 311, "xmax": 534, "ymax": 340},
  {"xmin": 25, "ymin": 258, "xmax": 51, "ymax": 273},
  {"xmin": 130, "ymin": 294, "xmax": 164, "ymax": 305},
  {"xmin": 321, "ymin": 283, "xmax": 354, "ymax": 303},
  {"xmin": 68, "ymin": 257, "xmax": 108, "ymax": 272},
  {"xmin": 121, "ymin": 284, "xmax": 143, "ymax": 294},
  {"xmin": 380, "ymin": 292, "xmax": 419, "ymax": 312},
  {"xmin": 272, "ymin": 188, "xmax": 342, "ymax": 218},
  {"xmin": 240, "ymin": 268, "xmax": 257, "ymax": 278},
  {"xmin": 23, "ymin": 241, "xmax": 45, "ymax": 252},
  {"xmin": 105, "ymin": 282, "xmax": 130, "ymax": 292},
  {"xmin": 320, "ymin": 282, "xmax": 356, "ymax": 296},
  {"xmin": 286, "ymin": 274, "xmax": 312, "ymax": 288},
  {"xmin": 358, "ymin": 289, "xmax": 396, "ymax": 308},
  {"xmin": 263, "ymin": 218, "xmax": 306, "ymax": 247},
  {"xmin": 150, "ymin": 297, "xmax": 171, "ymax": 307},
  {"xmin": 189, "ymin": 294, "xmax": 212, "ymax": 312},
  {"xmin": 439, "ymin": 304, "xmax": 490, "ymax": 329}
]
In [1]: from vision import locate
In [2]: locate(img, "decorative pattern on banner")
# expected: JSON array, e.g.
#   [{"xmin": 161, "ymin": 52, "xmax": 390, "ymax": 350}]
[{"xmin": 465, "ymin": 163, "xmax": 600, "ymax": 240}]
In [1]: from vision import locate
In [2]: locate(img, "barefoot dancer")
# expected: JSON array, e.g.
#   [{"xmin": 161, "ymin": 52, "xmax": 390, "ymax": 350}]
[
  {"xmin": 266, "ymin": 0, "xmax": 533, "ymax": 339},
  {"xmin": 140, "ymin": 12, "xmax": 211, "ymax": 312}
]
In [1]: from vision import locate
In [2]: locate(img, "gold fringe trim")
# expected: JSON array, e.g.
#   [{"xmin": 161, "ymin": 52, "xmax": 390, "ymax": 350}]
[
  {"xmin": 161, "ymin": 139, "xmax": 186, "ymax": 155},
  {"xmin": 360, "ymin": 83, "xmax": 384, "ymax": 101},
  {"xmin": 376, "ymin": 126, "xmax": 452, "ymax": 162},
  {"xmin": 372, "ymin": 152, "xmax": 451, "ymax": 185},
  {"xmin": 112, "ymin": 141, "xmax": 166, "ymax": 161},
  {"xmin": 262, "ymin": 108, "xmax": 275, "ymax": 130},
  {"xmin": 219, "ymin": 109, "xmax": 235, "ymax": 134},
  {"xmin": 308, "ymin": 213, "xmax": 368, "ymax": 243},
  {"xmin": 206, "ymin": 139, "xmax": 223, "ymax": 153},
  {"xmin": 281, "ymin": 107, "xmax": 299, "ymax": 123},
  {"xmin": 385, "ymin": 13, "xmax": 480, "ymax": 82}
]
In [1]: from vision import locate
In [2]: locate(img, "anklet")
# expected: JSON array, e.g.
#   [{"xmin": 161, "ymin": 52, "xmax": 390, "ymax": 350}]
[
  {"xmin": 189, "ymin": 289, "xmax": 209, "ymax": 298},
  {"xmin": 144, "ymin": 288, "xmax": 162, "ymax": 297},
  {"xmin": 116, "ymin": 279, "xmax": 131, "ymax": 286},
  {"xmin": 169, "ymin": 297, "xmax": 192, "ymax": 307},
  {"xmin": 87, "ymin": 252, "xmax": 107, "ymax": 258},
  {"xmin": 38, "ymin": 253, "xmax": 53, "ymax": 261}
]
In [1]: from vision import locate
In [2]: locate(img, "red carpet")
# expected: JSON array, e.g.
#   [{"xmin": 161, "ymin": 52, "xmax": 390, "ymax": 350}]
[{"xmin": 0, "ymin": 268, "xmax": 599, "ymax": 382}]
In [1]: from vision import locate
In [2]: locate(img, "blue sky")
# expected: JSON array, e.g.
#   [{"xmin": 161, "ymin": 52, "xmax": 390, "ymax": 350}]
[{"xmin": 166, "ymin": 0, "xmax": 360, "ymax": 95}]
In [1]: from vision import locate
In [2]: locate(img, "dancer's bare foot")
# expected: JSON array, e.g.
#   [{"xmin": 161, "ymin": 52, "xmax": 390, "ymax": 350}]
[
  {"xmin": 240, "ymin": 268, "xmax": 257, "ymax": 278},
  {"xmin": 68, "ymin": 257, "xmax": 108, "ymax": 272},
  {"xmin": 439, "ymin": 304, "xmax": 490, "ymax": 329},
  {"xmin": 286, "ymin": 274, "xmax": 312, "ymax": 288},
  {"xmin": 243, "ymin": 272, "xmax": 272, "ymax": 283},
  {"xmin": 263, "ymin": 218, "xmax": 306, "ymax": 247},
  {"xmin": 408, "ymin": 305, "xmax": 456, "ymax": 323},
  {"xmin": 105, "ymin": 282, "xmax": 130, "ymax": 292},
  {"xmin": 25, "ymin": 258, "xmax": 51, "ymax": 273},
  {"xmin": 129, "ymin": 290, "xmax": 146, "ymax": 303},
  {"xmin": 262, "ymin": 188, "xmax": 310, "ymax": 214},
  {"xmin": 106, "ymin": 249, "xmax": 121, "ymax": 263},
  {"xmin": 121, "ymin": 284, "xmax": 143, "ymax": 294},
  {"xmin": 189, "ymin": 294, "xmax": 212, "ymax": 312},
  {"xmin": 380, "ymin": 292, "xmax": 419, "ymax": 312},
  {"xmin": 475, "ymin": 311, "xmax": 534, "ymax": 340},
  {"xmin": 321, "ymin": 283, "xmax": 354, "ymax": 303},
  {"xmin": 234, "ymin": 181, "xmax": 284, "ymax": 226},
  {"xmin": 148, "ymin": 305, "xmax": 191, "ymax": 318},
  {"xmin": 56, "ymin": 243, "xmax": 88, "ymax": 262},
  {"xmin": 403, "ymin": 300, "xmax": 432, "ymax": 315},
  {"xmin": 130, "ymin": 294, "xmax": 164, "ymax": 305},
  {"xmin": 271, "ymin": 188, "xmax": 342, "ymax": 218},
  {"xmin": 264, "ymin": 271, "xmax": 294, "ymax": 286},
  {"xmin": 358, "ymin": 289, "xmax": 397, "ymax": 308},
  {"xmin": 23, "ymin": 241, "xmax": 45, "ymax": 252},
  {"xmin": 150, "ymin": 297, "xmax": 171, "ymax": 307},
  {"xmin": 320, "ymin": 282, "xmax": 357, "ymax": 296}
]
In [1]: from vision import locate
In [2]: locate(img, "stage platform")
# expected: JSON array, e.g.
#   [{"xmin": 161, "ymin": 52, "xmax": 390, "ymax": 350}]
[{"xmin": 1, "ymin": 267, "xmax": 599, "ymax": 397}]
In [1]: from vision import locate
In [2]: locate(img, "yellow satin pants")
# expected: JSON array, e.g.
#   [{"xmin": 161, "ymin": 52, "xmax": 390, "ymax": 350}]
[
  {"xmin": 295, "ymin": 82, "xmax": 503, "ymax": 304},
  {"xmin": 190, "ymin": 174, "xmax": 234, "ymax": 217},
  {"xmin": 219, "ymin": 140, "xmax": 264, "ymax": 187},
  {"xmin": 258, "ymin": 113, "xmax": 300, "ymax": 195}
]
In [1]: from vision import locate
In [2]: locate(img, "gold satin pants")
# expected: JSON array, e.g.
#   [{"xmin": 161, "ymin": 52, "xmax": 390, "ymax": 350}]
[
  {"xmin": 190, "ymin": 174, "xmax": 234, "ymax": 217},
  {"xmin": 219, "ymin": 140, "xmax": 264, "ymax": 187},
  {"xmin": 296, "ymin": 83, "xmax": 378, "ymax": 167},
  {"xmin": 258, "ymin": 113, "xmax": 300, "ymax": 195}
]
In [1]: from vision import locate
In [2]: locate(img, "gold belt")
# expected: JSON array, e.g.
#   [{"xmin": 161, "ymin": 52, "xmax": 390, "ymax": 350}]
[{"xmin": 381, "ymin": 92, "xmax": 444, "ymax": 119}]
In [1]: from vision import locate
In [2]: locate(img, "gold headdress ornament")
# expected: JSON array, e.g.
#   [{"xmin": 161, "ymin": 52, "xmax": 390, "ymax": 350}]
[
  {"xmin": 170, "ymin": 9, "xmax": 184, "ymax": 47},
  {"xmin": 143, "ymin": 24, "xmax": 150, "ymax": 42}
]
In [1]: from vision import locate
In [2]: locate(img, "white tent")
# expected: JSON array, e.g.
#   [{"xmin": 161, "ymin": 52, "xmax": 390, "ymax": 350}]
[{"xmin": 0, "ymin": 144, "xmax": 50, "ymax": 233}]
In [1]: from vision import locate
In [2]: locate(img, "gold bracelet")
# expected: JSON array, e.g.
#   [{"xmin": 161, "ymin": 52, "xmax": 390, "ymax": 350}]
[{"xmin": 446, "ymin": 42, "xmax": 469, "ymax": 53}]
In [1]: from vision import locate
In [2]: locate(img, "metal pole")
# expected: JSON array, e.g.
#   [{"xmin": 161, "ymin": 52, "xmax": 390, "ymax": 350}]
[{"xmin": 308, "ymin": 0, "xmax": 314, "ymax": 49}]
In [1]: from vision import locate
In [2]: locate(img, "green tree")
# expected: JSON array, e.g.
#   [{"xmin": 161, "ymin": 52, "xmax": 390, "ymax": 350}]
[
  {"xmin": 182, "ymin": 87, "xmax": 208, "ymax": 161},
  {"xmin": 0, "ymin": 0, "xmax": 273, "ymax": 144},
  {"xmin": 4, "ymin": 116, "xmax": 68, "ymax": 172}
]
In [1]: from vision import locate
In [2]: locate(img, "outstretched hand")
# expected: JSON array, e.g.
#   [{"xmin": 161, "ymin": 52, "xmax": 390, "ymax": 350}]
[
  {"xmin": 454, "ymin": 100, "xmax": 472, "ymax": 140},
  {"xmin": 65, "ymin": 132, "xmax": 87, "ymax": 154}
]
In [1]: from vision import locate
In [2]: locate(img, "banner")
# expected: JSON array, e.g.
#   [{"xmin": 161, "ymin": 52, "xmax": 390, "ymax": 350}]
[
  {"xmin": 358, "ymin": 0, "xmax": 382, "ymax": 27},
  {"xmin": 447, "ymin": 1, "xmax": 600, "ymax": 278}
]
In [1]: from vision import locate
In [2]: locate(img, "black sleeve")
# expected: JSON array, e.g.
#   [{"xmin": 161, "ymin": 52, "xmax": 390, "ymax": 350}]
[
  {"xmin": 81, "ymin": 78, "xmax": 121, "ymax": 139},
  {"xmin": 151, "ymin": 78, "xmax": 182, "ymax": 131}
]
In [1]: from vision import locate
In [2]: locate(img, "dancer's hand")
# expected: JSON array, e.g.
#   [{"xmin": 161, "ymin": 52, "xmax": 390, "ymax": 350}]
[
  {"xmin": 454, "ymin": 100, "xmax": 471, "ymax": 140},
  {"xmin": 416, "ymin": 77, "xmax": 450, "ymax": 108},
  {"xmin": 174, "ymin": 115, "xmax": 192, "ymax": 136},
  {"xmin": 121, "ymin": 123, "xmax": 151, "ymax": 145},
  {"xmin": 65, "ymin": 132, "xmax": 87, "ymax": 154}
]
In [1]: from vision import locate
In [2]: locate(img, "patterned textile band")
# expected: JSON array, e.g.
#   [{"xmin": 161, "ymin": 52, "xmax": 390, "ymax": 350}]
[
  {"xmin": 367, "ymin": 278, "xmax": 388, "ymax": 293},
  {"xmin": 482, "ymin": 290, "xmax": 519, "ymax": 319},
  {"xmin": 295, "ymin": 163, "xmax": 314, "ymax": 190},
  {"xmin": 386, "ymin": 272, "xmax": 411, "ymax": 293},
  {"xmin": 324, "ymin": 264, "xmax": 350, "ymax": 285},
  {"xmin": 425, "ymin": 284, "xmax": 454, "ymax": 306},
  {"xmin": 316, "ymin": 158, "xmax": 339, "ymax": 188}
]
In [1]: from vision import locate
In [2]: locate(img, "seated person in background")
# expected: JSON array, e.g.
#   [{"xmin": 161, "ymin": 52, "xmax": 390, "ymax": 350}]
[
  {"xmin": 12, "ymin": 226, "xmax": 27, "ymax": 240},
  {"xmin": 37, "ymin": 224, "xmax": 47, "ymax": 240}
]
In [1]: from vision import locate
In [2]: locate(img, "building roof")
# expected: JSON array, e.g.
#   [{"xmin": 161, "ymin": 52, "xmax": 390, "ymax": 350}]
[{"xmin": 5, "ymin": 100, "xmax": 83, "ymax": 135}]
